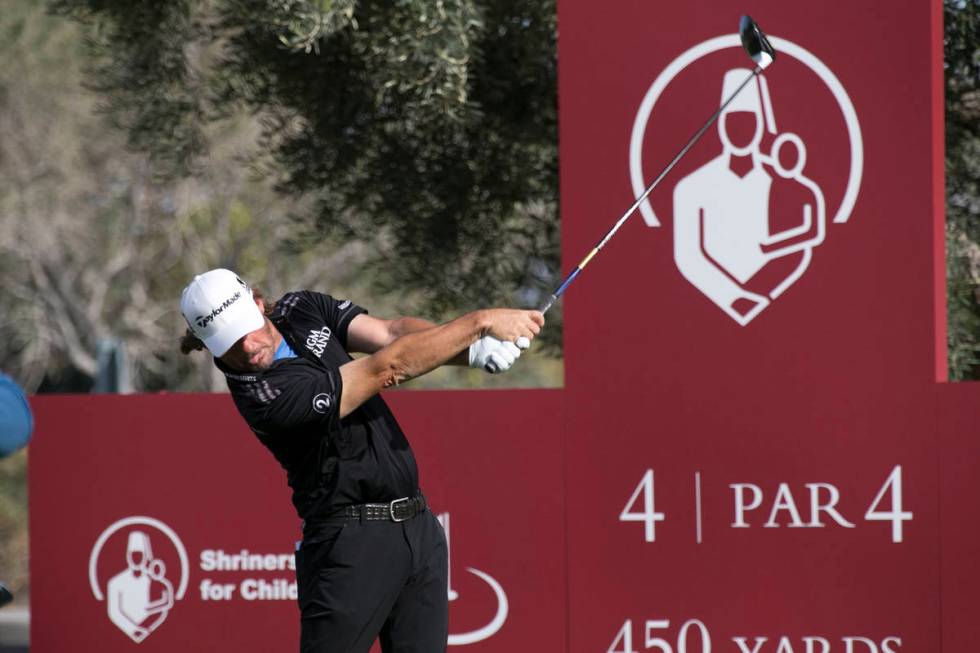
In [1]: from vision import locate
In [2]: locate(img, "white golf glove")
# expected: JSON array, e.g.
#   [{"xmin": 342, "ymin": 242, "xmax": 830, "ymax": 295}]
[{"xmin": 469, "ymin": 336, "xmax": 523, "ymax": 373}]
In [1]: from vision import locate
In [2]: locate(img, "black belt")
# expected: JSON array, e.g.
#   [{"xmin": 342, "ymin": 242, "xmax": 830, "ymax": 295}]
[{"xmin": 342, "ymin": 494, "xmax": 427, "ymax": 522}]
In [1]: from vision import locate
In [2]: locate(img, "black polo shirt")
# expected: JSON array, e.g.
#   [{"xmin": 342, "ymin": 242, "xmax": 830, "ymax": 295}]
[{"xmin": 217, "ymin": 291, "xmax": 419, "ymax": 521}]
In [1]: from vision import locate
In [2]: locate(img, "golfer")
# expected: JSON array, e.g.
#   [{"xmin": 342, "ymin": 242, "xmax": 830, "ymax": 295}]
[{"xmin": 179, "ymin": 268, "xmax": 543, "ymax": 652}]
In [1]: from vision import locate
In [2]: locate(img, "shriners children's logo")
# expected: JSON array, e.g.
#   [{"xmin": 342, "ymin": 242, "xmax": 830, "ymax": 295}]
[
  {"xmin": 89, "ymin": 516, "xmax": 189, "ymax": 643},
  {"xmin": 630, "ymin": 34, "xmax": 863, "ymax": 325}
]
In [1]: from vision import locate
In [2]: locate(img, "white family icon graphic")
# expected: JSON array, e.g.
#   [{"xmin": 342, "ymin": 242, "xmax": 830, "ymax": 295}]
[
  {"xmin": 89, "ymin": 516, "xmax": 189, "ymax": 643},
  {"xmin": 630, "ymin": 34, "xmax": 863, "ymax": 325},
  {"xmin": 437, "ymin": 512, "xmax": 508, "ymax": 646}
]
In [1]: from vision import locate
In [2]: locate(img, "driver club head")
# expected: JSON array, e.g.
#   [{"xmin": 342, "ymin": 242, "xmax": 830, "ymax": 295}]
[{"xmin": 740, "ymin": 15, "xmax": 776, "ymax": 70}]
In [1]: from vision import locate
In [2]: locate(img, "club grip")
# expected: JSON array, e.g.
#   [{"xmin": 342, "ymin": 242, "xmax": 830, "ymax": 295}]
[{"xmin": 484, "ymin": 361, "xmax": 499, "ymax": 374}]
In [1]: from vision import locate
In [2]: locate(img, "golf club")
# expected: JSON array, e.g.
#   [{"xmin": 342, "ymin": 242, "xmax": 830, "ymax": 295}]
[{"xmin": 487, "ymin": 15, "xmax": 777, "ymax": 372}]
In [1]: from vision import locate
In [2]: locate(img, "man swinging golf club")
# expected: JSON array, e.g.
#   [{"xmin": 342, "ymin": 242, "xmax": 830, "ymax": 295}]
[{"xmin": 179, "ymin": 269, "xmax": 543, "ymax": 652}]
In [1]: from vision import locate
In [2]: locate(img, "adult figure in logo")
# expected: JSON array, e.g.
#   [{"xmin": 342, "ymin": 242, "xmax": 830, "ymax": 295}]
[
  {"xmin": 672, "ymin": 68, "xmax": 825, "ymax": 324},
  {"xmin": 107, "ymin": 531, "xmax": 172, "ymax": 643},
  {"xmin": 179, "ymin": 269, "xmax": 543, "ymax": 653}
]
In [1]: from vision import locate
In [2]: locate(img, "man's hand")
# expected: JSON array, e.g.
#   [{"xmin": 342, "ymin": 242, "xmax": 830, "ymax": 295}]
[
  {"xmin": 482, "ymin": 309, "xmax": 544, "ymax": 343},
  {"xmin": 473, "ymin": 309, "xmax": 543, "ymax": 374},
  {"xmin": 469, "ymin": 337, "xmax": 523, "ymax": 374}
]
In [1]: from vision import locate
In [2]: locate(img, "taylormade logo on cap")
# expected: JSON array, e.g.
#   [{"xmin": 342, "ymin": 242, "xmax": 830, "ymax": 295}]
[
  {"xmin": 194, "ymin": 291, "xmax": 243, "ymax": 329},
  {"xmin": 180, "ymin": 269, "xmax": 265, "ymax": 357}
]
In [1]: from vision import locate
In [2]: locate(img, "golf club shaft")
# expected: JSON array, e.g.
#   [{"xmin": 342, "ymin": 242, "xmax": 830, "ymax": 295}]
[
  {"xmin": 486, "ymin": 66, "xmax": 763, "ymax": 372},
  {"xmin": 538, "ymin": 65, "xmax": 762, "ymax": 315}
]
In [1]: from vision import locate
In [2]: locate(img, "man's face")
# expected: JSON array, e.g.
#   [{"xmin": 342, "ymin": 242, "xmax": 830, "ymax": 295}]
[
  {"xmin": 719, "ymin": 110, "xmax": 762, "ymax": 155},
  {"xmin": 127, "ymin": 549, "xmax": 146, "ymax": 571},
  {"xmin": 219, "ymin": 300, "xmax": 280, "ymax": 372}
]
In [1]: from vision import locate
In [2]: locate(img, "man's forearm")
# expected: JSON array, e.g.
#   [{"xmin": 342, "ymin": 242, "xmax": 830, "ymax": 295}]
[
  {"xmin": 388, "ymin": 316, "xmax": 471, "ymax": 366},
  {"xmin": 387, "ymin": 316, "xmax": 437, "ymax": 340},
  {"xmin": 379, "ymin": 311, "xmax": 490, "ymax": 386},
  {"xmin": 339, "ymin": 307, "xmax": 542, "ymax": 416}
]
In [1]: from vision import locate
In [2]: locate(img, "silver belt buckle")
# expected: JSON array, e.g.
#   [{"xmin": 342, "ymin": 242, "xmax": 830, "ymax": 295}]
[{"xmin": 389, "ymin": 497, "xmax": 410, "ymax": 522}]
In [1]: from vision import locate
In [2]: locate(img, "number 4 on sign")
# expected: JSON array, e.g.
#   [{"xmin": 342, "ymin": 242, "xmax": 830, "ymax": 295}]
[
  {"xmin": 608, "ymin": 620, "xmax": 636, "ymax": 653},
  {"xmin": 865, "ymin": 465, "xmax": 913, "ymax": 543},
  {"xmin": 620, "ymin": 469, "xmax": 666, "ymax": 542}
]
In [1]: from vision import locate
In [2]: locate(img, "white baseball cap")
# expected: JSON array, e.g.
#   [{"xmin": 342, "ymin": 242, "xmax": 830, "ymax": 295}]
[{"xmin": 180, "ymin": 269, "xmax": 265, "ymax": 357}]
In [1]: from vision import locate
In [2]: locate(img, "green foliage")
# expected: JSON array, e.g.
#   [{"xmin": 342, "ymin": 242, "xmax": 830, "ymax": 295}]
[
  {"xmin": 52, "ymin": 0, "xmax": 562, "ymax": 346},
  {"xmin": 944, "ymin": 0, "xmax": 980, "ymax": 380},
  {"xmin": 49, "ymin": 0, "xmax": 210, "ymax": 178},
  {"xmin": 1, "ymin": 1, "xmax": 364, "ymax": 393},
  {"xmin": 947, "ymin": 241, "xmax": 980, "ymax": 378}
]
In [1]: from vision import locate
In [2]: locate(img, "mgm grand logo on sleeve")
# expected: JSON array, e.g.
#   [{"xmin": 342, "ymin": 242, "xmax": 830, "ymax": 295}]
[{"xmin": 630, "ymin": 33, "xmax": 863, "ymax": 325}]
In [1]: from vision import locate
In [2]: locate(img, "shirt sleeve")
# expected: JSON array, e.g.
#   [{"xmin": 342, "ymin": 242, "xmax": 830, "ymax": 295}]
[
  {"xmin": 308, "ymin": 292, "xmax": 366, "ymax": 349},
  {"xmin": 252, "ymin": 360, "xmax": 343, "ymax": 433}
]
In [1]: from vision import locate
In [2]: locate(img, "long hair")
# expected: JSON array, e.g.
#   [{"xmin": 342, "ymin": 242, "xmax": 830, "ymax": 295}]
[{"xmin": 179, "ymin": 287, "xmax": 275, "ymax": 355}]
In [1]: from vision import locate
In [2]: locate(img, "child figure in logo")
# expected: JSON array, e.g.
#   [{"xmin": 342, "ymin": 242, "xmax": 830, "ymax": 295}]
[
  {"xmin": 139, "ymin": 559, "xmax": 174, "ymax": 635},
  {"xmin": 744, "ymin": 132, "xmax": 826, "ymax": 299}
]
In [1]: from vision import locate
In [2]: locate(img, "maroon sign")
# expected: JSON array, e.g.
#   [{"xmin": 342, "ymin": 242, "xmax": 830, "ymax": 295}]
[
  {"xmin": 29, "ymin": 1, "xmax": 977, "ymax": 652},
  {"xmin": 29, "ymin": 391, "xmax": 564, "ymax": 651},
  {"xmin": 557, "ymin": 1, "xmax": 964, "ymax": 652}
]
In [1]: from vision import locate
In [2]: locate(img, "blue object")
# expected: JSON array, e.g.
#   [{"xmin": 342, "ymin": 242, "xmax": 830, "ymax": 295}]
[
  {"xmin": 274, "ymin": 338, "xmax": 298, "ymax": 361},
  {"xmin": 0, "ymin": 374, "xmax": 32, "ymax": 457}
]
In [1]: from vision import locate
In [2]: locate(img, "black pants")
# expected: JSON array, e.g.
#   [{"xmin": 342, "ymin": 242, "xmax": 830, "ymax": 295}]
[{"xmin": 295, "ymin": 509, "xmax": 449, "ymax": 653}]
